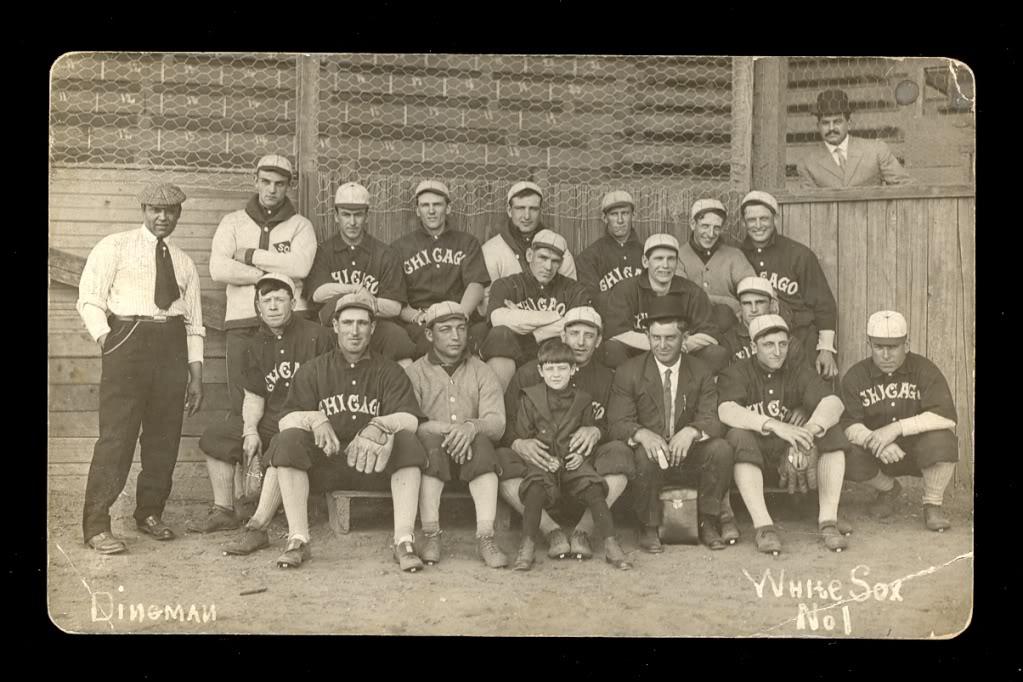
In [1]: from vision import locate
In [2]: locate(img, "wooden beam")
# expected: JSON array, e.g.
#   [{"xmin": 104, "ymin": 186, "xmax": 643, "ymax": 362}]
[
  {"xmin": 776, "ymin": 184, "xmax": 975, "ymax": 204},
  {"xmin": 730, "ymin": 57, "xmax": 754, "ymax": 192},
  {"xmin": 48, "ymin": 247, "xmax": 227, "ymax": 331},
  {"xmin": 751, "ymin": 57, "xmax": 788, "ymax": 192},
  {"xmin": 296, "ymin": 54, "xmax": 322, "ymax": 241}
]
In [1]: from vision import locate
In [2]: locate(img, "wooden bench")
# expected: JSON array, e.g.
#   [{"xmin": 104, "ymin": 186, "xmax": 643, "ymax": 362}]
[{"xmin": 326, "ymin": 490, "xmax": 512, "ymax": 537}]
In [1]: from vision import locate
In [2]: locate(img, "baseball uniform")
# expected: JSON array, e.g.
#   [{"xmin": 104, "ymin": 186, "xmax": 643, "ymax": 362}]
[
  {"xmin": 264, "ymin": 350, "xmax": 427, "ymax": 493},
  {"xmin": 480, "ymin": 271, "xmax": 592, "ymax": 364},
  {"xmin": 676, "ymin": 235, "xmax": 755, "ymax": 324},
  {"xmin": 740, "ymin": 232, "xmax": 837, "ymax": 353},
  {"xmin": 480, "ymin": 221, "xmax": 578, "ymax": 311},
  {"xmin": 717, "ymin": 355, "xmax": 850, "ymax": 477},
  {"xmin": 198, "ymin": 316, "xmax": 336, "ymax": 465},
  {"xmin": 720, "ymin": 321, "xmax": 808, "ymax": 369},
  {"xmin": 575, "ymin": 229, "xmax": 644, "ymax": 314},
  {"xmin": 306, "ymin": 232, "xmax": 415, "ymax": 361},
  {"xmin": 840, "ymin": 352, "xmax": 958, "ymax": 480}
]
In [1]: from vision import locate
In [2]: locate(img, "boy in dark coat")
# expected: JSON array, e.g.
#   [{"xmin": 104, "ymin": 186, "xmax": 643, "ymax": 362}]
[{"xmin": 512, "ymin": 340, "xmax": 632, "ymax": 571}]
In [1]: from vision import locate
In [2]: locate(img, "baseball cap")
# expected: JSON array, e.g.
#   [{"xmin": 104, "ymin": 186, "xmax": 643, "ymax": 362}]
[
  {"xmin": 601, "ymin": 190, "xmax": 635, "ymax": 213},
  {"xmin": 424, "ymin": 301, "xmax": 466, "ymax": 327},
  {"xmin": 333, "ymin": 290, "xmax": 377, "ymax": 317},
  {"xmin": 414, "ymin": 180, "xmax": 450, "ymax": 201},
  {"xmin": 507, "ymin": 180, "xmax": 543, "ymax": 204},
  {"xmin": 256, "ymin": 154, "xmax": 294, "ymax": 180},
  {"xmin": 737, "ymin": 276, "xmax": 776, "ymax": 300},
  {"xmin": 255, "ymin": 272, "xmax": 296, "ymax": 297},
  {"xmin": 641, "ymin": 295, "xmax": 686, "ymax": 328},
  {"xmin": 866, "ymin": 310, "xmax": 908, "ymax": 342},
  {"xmin": 815, "ymin": 89, "xmax": 852, "ymax": 117},
  {"xmin": 749, "ymin": 314, "xmax": 789, "ymax": 342},
  {"xmin": 741, "ymin": 190, "xmax": 779, "ymax": 216},
  {"xmin": 643, "ymin": 233, "xmax": 680, "ymax": 257},
  {"xmin": 334, "ymin": 182, "xmax": 370, "ymax": 208},
  {"xmin": 690, "ymin": 198, "xmax": 727, "ymax": 221},
  {"xmin": 530, "ymin": 229, "xmax": 568, "ymax": 257},
  {"xmin": 138, "ymin": 183, "xmax": 186, "ymax": 207},
  {"xmin": 562, "ymin": 306, "xmax": 603, "ymax": 332}
]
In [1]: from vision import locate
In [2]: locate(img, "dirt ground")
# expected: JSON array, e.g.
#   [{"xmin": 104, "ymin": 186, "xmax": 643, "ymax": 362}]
[{"xmin": 47, "ymin": 480, "xmax": 972, "ymax": 638}]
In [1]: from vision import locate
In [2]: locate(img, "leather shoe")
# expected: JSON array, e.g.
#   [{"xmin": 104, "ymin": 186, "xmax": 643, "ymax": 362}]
[
  {"xmin": 86, "ymin": 531, "xmax": 127, "ymax": 555},
  {"xmin": 137, "ymin": 515, "xmax": 175, "ymax": 541},
  {"xmin": 923, "ymin": 504, "xmax": 952, "ymax": 532},
  {"xmin": 699, "ymin": 515, "xmax": 726, "ymax": 550},
  {"xmin": 639, "ymin": 526, "xmax": 663, "ymax": 553},
  {"xmin": 604, "ymin": 537, "xmax": 633, "ymax": 570}
]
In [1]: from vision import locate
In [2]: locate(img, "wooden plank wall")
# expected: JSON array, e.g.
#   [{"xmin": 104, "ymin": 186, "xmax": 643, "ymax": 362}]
[
  {"xmin": 778, "ymin": 186, "xmax": 975, "ymax": 490},
  {"xmin": 49, "ymin": 171, "xmax": 975, "ymax": 498}
]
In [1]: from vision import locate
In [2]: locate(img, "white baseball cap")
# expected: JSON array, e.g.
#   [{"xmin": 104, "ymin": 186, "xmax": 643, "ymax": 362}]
[
  {"xmin": 737, "ymin": 276, "xmax": 777, "ymax": 300},
  {"xmin": 643, "ymin": 233, "xmax": 680, "ymax": 256},
  {"xmin": 507, "ymin": 181, "xmax": 543, "ymax": 204},
  {"xmin": 601, "ymin": 190, "xmax": 635, "ymax": 213},
  {"xmin": 741, "ymin": 190, "xmax": 779, "ymax": 216},
  {"xmin": 563, "ymin": 306, "xmax": 603, "ymax": 332},
  {"xmin": 424, "ymin": 301, "xmax": 466, "ymax": 327},
  {"xmin": 256, "ymin": 154, "xmax": 294, "ymax": 179},
  {"xmin": 414, "ymin": 180, "xmax": 450, "ymax": 201},
  {"xmin": 866, "ymin": 310, "xmax": 908, "ymax": 341},
  {"xmin": 334, "ymin": 290, "xmax": 377, "ymax": 317},
  {"xmin": 256, "ymin": 272, "xmax": 296, "ymax": 296},
  {"xmin": 749, "ymin": 314, "xmax": 789, "ymax": 342},
  {"xmin": 335, "ymin": 182, "xmax": 370, "ymax": 208},
  {"xmin": 690, "ymin": 198, "xmax": 727, "ymax": 221},
  {"xmin": 530, "ymin": 229, "xmax": 568, "ymax": 257}
]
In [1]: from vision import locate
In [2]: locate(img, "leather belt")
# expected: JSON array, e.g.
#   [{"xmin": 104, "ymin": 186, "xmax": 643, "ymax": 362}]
[{"xmin": 111, "ymin": 314, "xmax": 177, "ymax": 324}]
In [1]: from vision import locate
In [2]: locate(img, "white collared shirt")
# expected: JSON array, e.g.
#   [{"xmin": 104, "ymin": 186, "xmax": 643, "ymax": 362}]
[
  {"xmin": 825, "ymin": 135, "xmax": 849, "ymax": 167},
  {"xmin": 77, "ymin": 225, "xmax": 206, "ymax": 363}
]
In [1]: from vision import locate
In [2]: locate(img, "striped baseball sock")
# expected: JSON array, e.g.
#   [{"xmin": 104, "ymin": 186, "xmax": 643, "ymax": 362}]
[
  {"xmin": 734, "ymin": 463, "xmax": 773, "ymax": 528},
  {"xmin": 248, "ymin": 466, "xmax": 281, "ymax": 530},
  {"xmin": 391, "ymin": 466, "xmax": 421, "ymax": 545},
  {"xmin": 469, "ymin": 472, "xmax": 498, "ymax": 536},
  {"xmin": 277, "ymin": 467, "xmax": 310, "ymax": 544},
  {"xmin": 205, "ymin": 457, "xmax": 236, "ymax": 510},
  {"xmin": 816, "ymin": 450, "xmax": 845, "ymax": 524},
  {"xmin": 575, "ymin": 474, "xmax": 627, "ymax": 534},
  {"xmin": 418, "ymin": 475, "xmax": 444, "ymax": 534},
  {"xmin": 922, "ymin": 462, "xmax": 955, "ymax": 506},
  {"xmin": 865, "ymin": 471, "xmax": 896, "ymax": 492}
]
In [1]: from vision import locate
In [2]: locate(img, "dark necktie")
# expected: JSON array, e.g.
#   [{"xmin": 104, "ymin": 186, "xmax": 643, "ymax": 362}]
[
  {"xmin": 154, "ymin": 237, "xmax": 178, "ymax": 310},
  {"xmin": 663, "ymin": 368, "xmax": 674, "ymax": 438}
]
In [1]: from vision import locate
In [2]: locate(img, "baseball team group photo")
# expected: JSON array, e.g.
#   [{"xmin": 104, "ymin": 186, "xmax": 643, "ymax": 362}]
[{"xmin": 47, "ymin": 53, "xmax": 975, "ymax": 638}]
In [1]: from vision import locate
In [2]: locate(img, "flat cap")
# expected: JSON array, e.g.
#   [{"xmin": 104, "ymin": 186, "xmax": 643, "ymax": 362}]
[
  {"xmin": 749, "ymin": 314, "xmax": 789, "ymax": 342},
  {"xmin": 256, "ymin": 154, "xmax": 294, "ymax": 179},
  {"xmin": 737, "ymin": 276, "xmax": 777, "ymax": 300},
  {"xmin": 562, "ymin": 306, "xmax": 602, "ymax": 332},
  {"xmin": 740, "ymin": 190, "xmax": 779, "ymax": 216},
  {"xmin": 815, "ymin": 89, "xmax": 852, "ymax": 117},
  {"xmin": 414, "ymin": 180, "xmax": 450, "ymax": 201},
  {"xmin": 334, "ymin": 290, "xmax": 377, "ymax": 317},
  {"xmin": 866, "ymin": 310, "xmax": 908, "ymax": 341},
  {"xmin": 530, "ymin": 229, "xmax": 568, "ymax": 257},
  {"xmin": 690, "ymin": 198, "xmax": 727, "ymax": 221},
  {"xmin": 334, "ymin": 182, "xmax": 370, "ymax": 208},
  {"xmin": 138, "ymin": 183, "xmax": 187, "ymax": 207},
  {"xmin": 424, "ymin": 301, "xmax": 466, "ymax": 327},
  {"xmin": 256, "ymin": 272, "xmax": 296, "ymax": 296},
  {"xmin": 601, "ymin": 190, "xmax": 635, "ymax": 213},
  {"xmin": 507, "ymin": 181, "xmax": 543, "ymax": 204},
  {"xmin": 643, "ymin": 233, "xmax": 680, "ymax": 256}
]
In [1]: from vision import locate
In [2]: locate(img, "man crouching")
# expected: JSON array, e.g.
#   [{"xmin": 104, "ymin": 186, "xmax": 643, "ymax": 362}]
[{"xmin": 223, "ymin": 291, "xmax": 428, "ymax": 571}]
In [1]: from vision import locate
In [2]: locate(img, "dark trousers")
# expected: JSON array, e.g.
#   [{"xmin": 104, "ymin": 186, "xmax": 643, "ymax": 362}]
[
  {"xmin": 631, "ymin": 437, "xmax": 734, "ymax": 527},
  {"xmin": 225, "ymin": 326, "xmax": 257, "ymax": 416},
  {"xmin": 82, "ymin": 318, "xmax": 188, "ymax": 541}
]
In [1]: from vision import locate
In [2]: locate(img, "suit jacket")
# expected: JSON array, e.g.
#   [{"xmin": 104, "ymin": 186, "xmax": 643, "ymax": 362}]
[
  {"xmin": 607, "ymin": 352, "xmax": 724, "ymax": 442},
  {"xmin": 514, "ymin": 384, "xmax": 597, "ymax": 460},
  {"xmin": 796, "ymin": 135, "xmax": 913, "ymax": 189}
]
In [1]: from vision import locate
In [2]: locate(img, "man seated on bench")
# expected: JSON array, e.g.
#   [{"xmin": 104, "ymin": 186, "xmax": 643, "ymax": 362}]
[
  {"xmin": 223, "ymin": 290, "xmax": 429, "ymax": 572},
  {"xmin": 405, "ymin": 301, "xmax": 509, "ymax": 568}
]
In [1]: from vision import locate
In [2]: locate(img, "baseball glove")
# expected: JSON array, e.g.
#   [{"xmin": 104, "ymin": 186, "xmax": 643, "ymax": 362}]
[{"xmin": 345, "ymin": 421, "xmax": 394, "ymax": 473}]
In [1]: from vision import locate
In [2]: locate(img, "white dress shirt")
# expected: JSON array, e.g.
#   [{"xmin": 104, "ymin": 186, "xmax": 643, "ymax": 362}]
[
  {"xmin": 77, "ymin": 225, "xmax": 205, "ymax": 363},
  {"xmin": 825, "ymin": 135, "xmax": 849, "ymax": 168}
]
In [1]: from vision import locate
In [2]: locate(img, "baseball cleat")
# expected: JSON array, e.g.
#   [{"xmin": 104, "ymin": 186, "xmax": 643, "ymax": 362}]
[
  {"xmin": 754, "ymin": 525, "xmax": 782, "ymax": 556},
  {"xmin": 720, "ymin": 515, "xmax": 740, "ymax": 545},
  {"xmin": 819, "ymin": 521, "xmax": 848, "ymax": 552},
  {"xmin": 546, "ymin": 528, "xmax": 570, "ymax": 559},
  {"xmin": 223, "ymin": 528, "xmax": 269, "ymax": 556},
  {"xmin": 476, "ymin": 534, "xmax": 508, "ymax": 568},
  {"xmin": 513, "ymin": 537, "xmax": 536, "ymax": 571},
  {"xmin": 869, "ymin": 479, "xmax": 902, "ymax": 518},
  {"xmin": 276, "ymin": 538, "xmax": 310, "ymax": 569},
  {"xmin": 187, "ymin": 505, "xmax": 241, "ymax": 534},
  {"xmin": 923, "ymin": 504, "xmax": 952, "ymax": 532},
  {"xmin": 837, "ymin": 518, "xmax": 854, "ymax": 536},
  {"xmin": 393, "ymin": 540, "xmax": 423, "ymax": 573},
  {"xmin": 569, "ymin": 530, "xmax": 593, "ymax": 560},
  {"xmin": 419, "ymin": 530, "xmax": 442, "ymax": 565}
]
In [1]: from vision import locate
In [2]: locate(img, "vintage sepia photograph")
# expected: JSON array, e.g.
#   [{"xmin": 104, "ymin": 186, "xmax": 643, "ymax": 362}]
[{"xmin": 47, "ymin": 53, "xmax": 974, "ymax": 637}]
